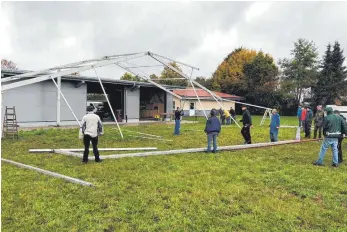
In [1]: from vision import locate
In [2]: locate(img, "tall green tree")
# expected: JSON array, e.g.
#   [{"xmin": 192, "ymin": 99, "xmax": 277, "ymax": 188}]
[
  {"xmin": 279, "ymin": 38, "xmax": 319, "ymax": 103},
  {"xmin": 211, "ymin": 47, "xmax": 257, "ymax": 94},
  {"xmin": 313, "ymin": 41, "xmax": 347, "ymax": 105},
  {"xmin": 195, "ymin": 76, "xmax": 212, "ymax": 89},
  {"xmin": 120, "ymin": 72, "xmax": 142, "ymax": 82},
  {"xmin": 243, "ymin": 51, "xmax": 280, "ymax": 112},
  {"xmin": 158, "ymin": 62, "xmax": 188, "ymax": 86}
]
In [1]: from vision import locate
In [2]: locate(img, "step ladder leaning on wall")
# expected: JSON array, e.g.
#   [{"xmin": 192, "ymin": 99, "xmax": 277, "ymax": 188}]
[{"xmin": 2, "ymin": 106, "xmax": 19, "ymax": 140}]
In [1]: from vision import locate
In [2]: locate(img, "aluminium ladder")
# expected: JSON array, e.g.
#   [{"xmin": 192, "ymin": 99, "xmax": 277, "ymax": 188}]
[{"xmin": 2, "ymin": 106, "xmax": 19, "ymax": 139}]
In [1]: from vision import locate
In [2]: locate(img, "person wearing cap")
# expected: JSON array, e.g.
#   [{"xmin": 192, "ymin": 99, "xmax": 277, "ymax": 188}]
[
  {"xmin": 313, "ymin": 107, "xmax": 347, "ymax": 167},
  {"xmin": 304, "ymin": 106, "xmax": 313, "ymax": 138},
  {"xmin": 334, "ymin": 110, "xmax": 347, "ymax": 163},
  {"xmin": 297, "ymin": 104, "xmax": 302, "ymax": 127},
  {"xmin": 204, "ymin": 108, "xmax": 221, "ymax": 153},
  {"xmin": 313, "ymin": 105, "xmax": 324, "ymax": 139},
  {"xmin": 240, "ymin": 105, "xmax": 253, "ymax": 144},
  {"xmin": 174, "ymin": 107, "xmax": 184, "ymax": 135},
  {"xmin": 79, "ymin": 106, "xmax": 104, "ymax": 163},
  {"xmin": 270, "ymin": 108, "xmax": 280, "ymax": 142}
]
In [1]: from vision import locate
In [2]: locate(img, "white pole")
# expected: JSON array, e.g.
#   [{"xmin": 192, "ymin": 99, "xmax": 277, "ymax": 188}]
[
  {"xmin": 188, "ymin": 69, "xmax": 207, "ymax": 119},
  {"xmin": 56, "ymin": 76, "xmax": 61, "ymax": 126},
  {"xmin": 51, "ymin": 77, "xmax": 81, "ymax": 127},
  {"xmin": 93, "ymin": 68, "xmax": 124, "ymax": 139}
]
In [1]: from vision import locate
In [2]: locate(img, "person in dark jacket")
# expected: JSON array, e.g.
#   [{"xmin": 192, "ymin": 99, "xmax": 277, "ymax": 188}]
[
  {"xmin": 174, "ymin": 107, "xmax": 184, "ymax": 135},
  {"xmin": 313, "ymin": 107, "xmax": 347, "ymax": 167},
  {"xmin": 270, "ymin": 109, "xmax": 280, "ymax": 142},
  {"xmin": 240, "ymin": 105, "xmax": 253, "ymax": 144},
  {"xmin": 229, "ymin": 107, "xmax": 236, "ymax": 124},
  {"xmin": 205, "ymin": 109, "xmax": 221, "ymax": 153},
  {"xmin": 334, "ymin": 110, "xmax": 346, "ymax": 163},
  {"xmin": 304, "ymin": 106, "xmax": 313, "ymax": 138},
  {"xmin": 219, "ymin": 108, "xmax": 225, "ymax": 125},
  {"xmin": 313, "ymin": 105, "xmax": 324, "ymax": 139}
]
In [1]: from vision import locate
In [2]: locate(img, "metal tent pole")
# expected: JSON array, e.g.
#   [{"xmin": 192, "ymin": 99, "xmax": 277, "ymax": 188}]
[
  {"xmin": 51, "ymin": 77, "xmax": 81, "ymax": 127},
  {"xmin": 56, "ymin": 76, "xmax": 61, "ymax": 126},
  {"xmin": 187, "ymin": 68, "xmax": 208, "ymax": 119},
  {"xmin": 93, "ymin": 68, "xmax": 124, "ymax": 139},
  {"xmin": 148, "ymin": 53, "xmax": 241, "ymax": 128}
]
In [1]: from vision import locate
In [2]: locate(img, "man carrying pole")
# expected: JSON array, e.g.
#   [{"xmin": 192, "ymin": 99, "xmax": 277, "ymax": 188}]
[
  {"xmin": 240, "ymin": 105, "xmax": 253, "ymax": 144},
  {"xmin": 79, "ymin": 106, "xmax": 104, "ymax": 163}
]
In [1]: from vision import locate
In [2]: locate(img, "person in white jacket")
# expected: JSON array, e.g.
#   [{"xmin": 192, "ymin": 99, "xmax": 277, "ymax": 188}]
[{"xmin": 79, "ymin": 106, "xmax": 104, "ymax": 163}]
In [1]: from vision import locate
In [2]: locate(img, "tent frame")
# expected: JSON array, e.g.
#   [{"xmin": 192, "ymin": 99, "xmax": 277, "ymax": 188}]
[{"xmin": 1, "ymin": 51, "xmax": 272, "ymax": 138}]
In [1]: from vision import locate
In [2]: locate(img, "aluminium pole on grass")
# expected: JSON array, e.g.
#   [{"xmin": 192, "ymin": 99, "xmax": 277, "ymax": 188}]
[
  {"xmin": 93, "ymin": 68, "xmax": 124, "ymax": 139},
  {"xmin": 148, "ymin": 53, "xmax": 242, "ymax": 128}
]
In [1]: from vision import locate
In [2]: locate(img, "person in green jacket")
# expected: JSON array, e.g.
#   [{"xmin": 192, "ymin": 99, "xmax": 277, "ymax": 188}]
[
  {"xmin": 334, "ymin": 110, "xmax": 346, "ymax": 163},
  {"xmin": 313, "ymin": 107, "xmax": 347, "ymax": 167}
]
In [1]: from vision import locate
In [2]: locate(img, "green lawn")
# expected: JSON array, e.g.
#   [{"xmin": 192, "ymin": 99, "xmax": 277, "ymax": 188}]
[{"xmin": 1, "ymin": 116, "xmax": 347, "ymax": 231}]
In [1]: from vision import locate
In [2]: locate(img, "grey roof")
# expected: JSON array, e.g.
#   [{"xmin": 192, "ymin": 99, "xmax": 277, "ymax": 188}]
[{"xmin": 1, "ymin": 68, "xmax": 180, "ymax": 88}]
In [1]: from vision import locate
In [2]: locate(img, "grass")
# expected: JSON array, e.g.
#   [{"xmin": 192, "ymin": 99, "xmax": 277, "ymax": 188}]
[{"xmin": 1, "ymin": 116, "xmax": 347, "ymax": 231}]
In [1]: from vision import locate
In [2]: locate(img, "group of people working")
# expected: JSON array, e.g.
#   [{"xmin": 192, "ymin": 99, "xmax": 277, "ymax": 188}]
[{"xmin": 78, "ymin": 103, "xmax": 345, "ymax": 167}]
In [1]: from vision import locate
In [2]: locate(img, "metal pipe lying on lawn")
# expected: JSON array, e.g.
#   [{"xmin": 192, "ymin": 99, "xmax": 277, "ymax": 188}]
[
  {"xmin": 127, "ymin": 135, "xmax": 173, "ymax": 141},
  {"xmin": 1, "ymin": 158, "xmax": 95, "ymax": 187},
  {"xmin": 97, "ymin": 139, "xmax": 319, "ymax": 160},
  {"xmin": 123, "ymin": 129, "xmax": 162, "ymax": 138},
  {"xmin": 29, "ymin": 147, "xmax": 158, "ymax": 153}
]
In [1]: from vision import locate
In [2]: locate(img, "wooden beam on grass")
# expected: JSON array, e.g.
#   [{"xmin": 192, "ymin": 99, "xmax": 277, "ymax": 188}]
[
  {"xmin": 1, "ymin": 158, "xmax": 95, "ymax": 187},
  {"xmin": 29, "ymin": 147, "xmax": 158, "ymax": 153},
  {"xmin": 98, "ymin": 139, "xmax": 319, "ymax": 160}
]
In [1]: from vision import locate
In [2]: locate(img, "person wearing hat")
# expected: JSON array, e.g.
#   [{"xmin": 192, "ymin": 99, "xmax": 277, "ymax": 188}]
[
  {"xmin": 313, "ymin": 105, "xmax": 324, "ymax": 139},
  {"xmin": 313, "ymin": 107, "xmax": 347, "ymax": 167},
  {"xmin": 334, "ymin": 110, "xmax": 347, "ymax": 163},
  {"xmin": 204, "ymin": 108, "xmax": 221, "ymax": 153},
  {"xmin": 304, "ymin": 105, "xmax": 313, "ymax": 138},
  {"xmin": 240, "ymin": 105, "xmax": 253, "ymax": 144},
  {"xmin": 270, "ymin": 108, "xmax": 280, "ymax": 142},
  {"xmin": 79, "ymin": 106, "xmax": 104, "ymax": 163}
]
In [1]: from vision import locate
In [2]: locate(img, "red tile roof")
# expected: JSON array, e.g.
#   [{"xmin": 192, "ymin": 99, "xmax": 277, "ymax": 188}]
[{"xmin": 172, "ymin": 88, "xmax": 243, "ymax": 99}]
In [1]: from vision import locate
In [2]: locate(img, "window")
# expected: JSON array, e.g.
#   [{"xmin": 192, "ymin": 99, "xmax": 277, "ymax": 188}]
[
  {"xmin": 173, "ymin": 101, "xmax": 176, "ymax": 110},
  {"xmin": 190, "ymin": 102, "xmax": 195, "ymax": 110}
]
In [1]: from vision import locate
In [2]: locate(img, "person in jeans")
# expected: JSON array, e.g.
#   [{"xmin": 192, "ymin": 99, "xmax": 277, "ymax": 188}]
[
  {"xmin": 270, "ymin": 109, "xmax": 280, "ymax": 142},
  {"xmin": 219, "ymin": 108, "xmax": 225, "ymax": 125},
  {"xmin": 174, "ymin": 107, "xmax": 184, "ymax": 135},
  {"xmin": 304, "ymin": 106, "xmax": 313, "ymax": 138},
  {"xmin": 334, "ymin": 110, "xmax": 346, "ymax": 163},
  {"xmin": 204, "ymin": 109, "xmax": 221, "ymax": 153},
  {"xmin": 313, "ymin": 107, "xmax": 347, "ymax": 167},
  {"xmin": 240, "ymin": 105, "xmax": 253, "ymax": 144},
  {"xmin": 224, "ymin": 108, "xmax": 231, "ymax": 125},
  {"xmin": 313, "ymin": 105, "xmax": 324, "ymax": 139},
  {"xmin": 79, "ymin": 106, "xmax": 104, "ymax": 163},
  {"xmin": 297, "ymin": 104, "xmax": 302, "ymax": 127}
]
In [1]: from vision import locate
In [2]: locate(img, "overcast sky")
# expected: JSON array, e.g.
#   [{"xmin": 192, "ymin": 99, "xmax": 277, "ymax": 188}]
[{"xmin": 1, "ymin": 1, "xmax": 347, "ymax": 79}]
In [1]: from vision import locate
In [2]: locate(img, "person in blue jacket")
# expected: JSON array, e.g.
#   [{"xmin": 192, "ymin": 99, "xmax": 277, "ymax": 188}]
[
  {"xmin": 204, "ymin": 108, "xmax": 221, "ymax": 153},
  {"xmin": 270, "ymin": 108, "xmax": 280, "ymax": 142}
]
